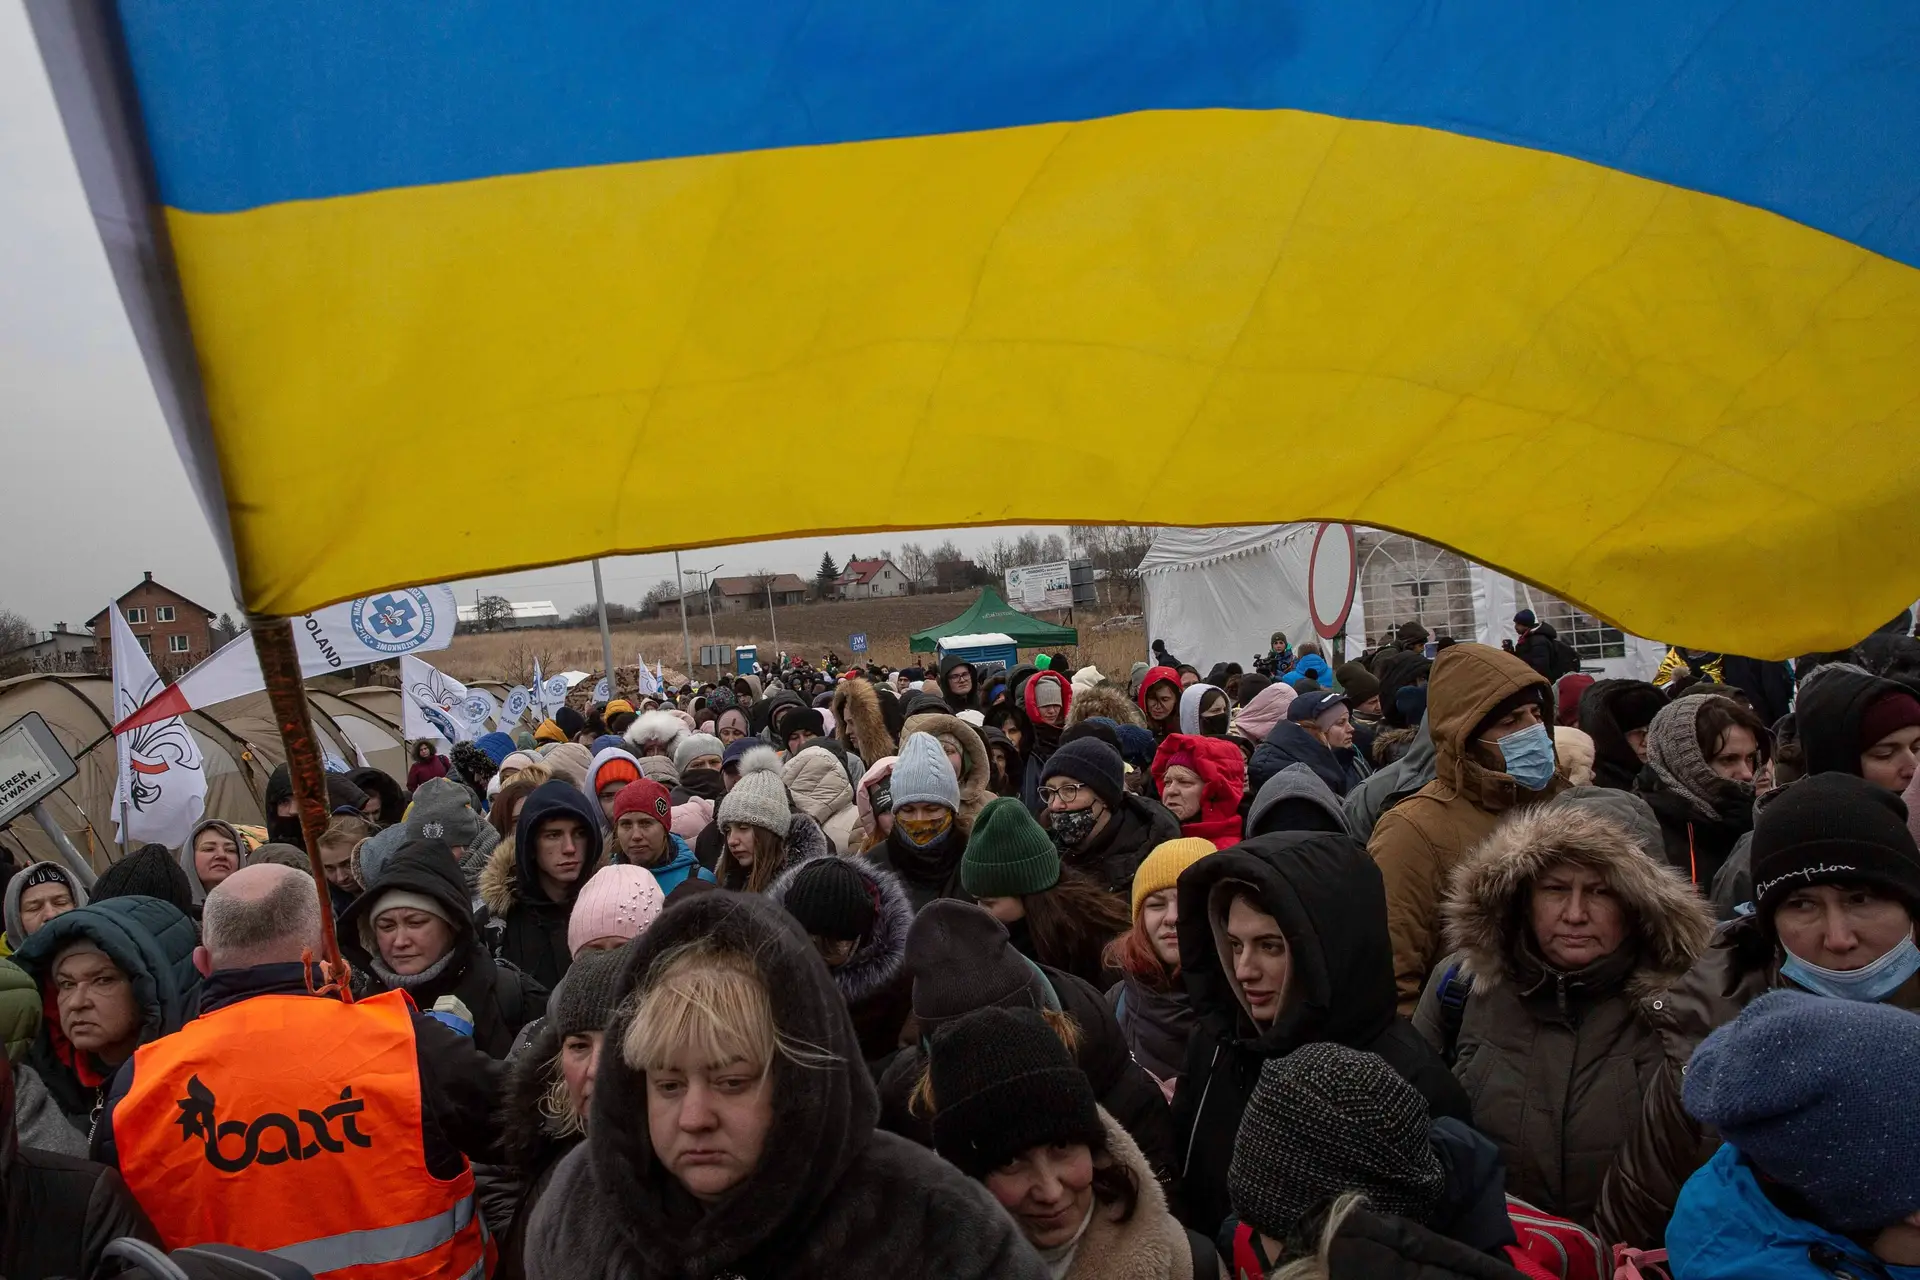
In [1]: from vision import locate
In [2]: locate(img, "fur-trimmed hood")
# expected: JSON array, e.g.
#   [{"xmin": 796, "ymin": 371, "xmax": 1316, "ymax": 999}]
[
  {"xmin": 477, "ymin": 831, "xmax": 610, "ymax": 918},
  {"xmin": 1067, "ymin": 683, "xmax": 1147, "ymax": 729},
  {"xmin": 832, "ymin": 676, "xmax": 897, "ymax": 762},
  {"xmin": 899, "ymin": 710, "xmax": 992, "ymax": 834},
  {"xmin": 501, "ymin": 1017, "xmax": 578, "ymax": 1178},
  {"xmin": 623, "ymin": 710, "xmax": 687, "ymax": 756},
  {"xmin": 767, "ymin": 837, "xmax": 914, "ymax": 1007},
  {"xmin": 1442, "ymin": 802, "xmax": 1715, "ymax": 1000}
]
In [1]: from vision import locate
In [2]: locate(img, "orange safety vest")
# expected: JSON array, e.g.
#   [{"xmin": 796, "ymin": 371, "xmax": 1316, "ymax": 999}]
[{"xmin": 116, "ymin": 988, "xmax": 491, "ymax": 1279}]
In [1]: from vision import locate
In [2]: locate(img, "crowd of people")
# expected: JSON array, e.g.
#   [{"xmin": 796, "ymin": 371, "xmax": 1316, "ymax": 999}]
[{"xmin": 3, "ymin": 611, "xmax": 1920, "ymax": 1278}]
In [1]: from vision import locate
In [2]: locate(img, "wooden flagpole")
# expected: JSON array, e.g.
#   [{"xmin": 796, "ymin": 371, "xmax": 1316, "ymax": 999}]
[{"xmin": 248, "ymin": 615, "xmax": 351, "ymax": 994}]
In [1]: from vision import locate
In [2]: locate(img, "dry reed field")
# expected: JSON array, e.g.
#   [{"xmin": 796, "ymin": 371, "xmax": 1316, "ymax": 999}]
[{"xmin": 439, "ymin": 590, "xmax": 1147, "ymax": 687}]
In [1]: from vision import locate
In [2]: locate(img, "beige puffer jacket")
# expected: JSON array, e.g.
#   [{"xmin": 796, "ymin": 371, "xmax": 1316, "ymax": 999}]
[{"xmin": 782, "ymin": 745, "xmax": 860, "ymax": 855}]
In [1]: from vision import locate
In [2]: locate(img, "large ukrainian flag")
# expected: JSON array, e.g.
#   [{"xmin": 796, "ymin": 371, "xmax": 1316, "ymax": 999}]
[{"xmin": 31, "ymin": 2, "xmax": 1920, "ymax": 656}]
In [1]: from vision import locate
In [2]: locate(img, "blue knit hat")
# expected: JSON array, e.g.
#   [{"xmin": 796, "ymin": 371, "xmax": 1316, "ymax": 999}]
[
  {"xmin": 474, "ymin": 732, "xmax": 518, "ymax": 767},
  {"xmin": 891, "ymin": 732, "xmax": 960, "ymax": 812},
  {"xmin": 1684, "ymin": 989, "xmax": 1920, "ymax": 1231},
  {"xmin": 1113, "ymin": 723, "xmax": 1158, "ymax": 772},
  {"xmin": 591, "ymin": 733, "xmax": 628, "ymax": 755}
]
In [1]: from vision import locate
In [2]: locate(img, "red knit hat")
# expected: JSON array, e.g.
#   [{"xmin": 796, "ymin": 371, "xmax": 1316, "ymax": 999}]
[{"xmin": 610, "ymin": 779, "xmax": 672, "ymax": 826}]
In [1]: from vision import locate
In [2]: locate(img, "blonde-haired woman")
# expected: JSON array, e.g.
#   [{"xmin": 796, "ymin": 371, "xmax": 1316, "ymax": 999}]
[{"xmin": 523, "ymin": 893, "xmax": 1048, "ymax": 1279}]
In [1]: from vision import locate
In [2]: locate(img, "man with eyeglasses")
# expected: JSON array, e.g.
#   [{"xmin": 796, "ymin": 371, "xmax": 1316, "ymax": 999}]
[{"xmin": 1039, "ymin": 737, "xmax": 1180, "ymax": 898}]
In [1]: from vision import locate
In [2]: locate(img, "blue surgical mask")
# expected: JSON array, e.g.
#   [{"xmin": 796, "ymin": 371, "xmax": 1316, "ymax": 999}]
[
  {"xmin": 1488, "ymin": 722, "xmax": 1556, "ymax": 791},
  {"xmin": 1781, "ymin": 932, "xmax": 1920, "ymax": 1003}
]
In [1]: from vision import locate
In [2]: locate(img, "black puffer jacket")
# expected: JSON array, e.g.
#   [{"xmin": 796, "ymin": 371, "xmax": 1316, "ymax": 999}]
[
  {"xmin": 343, "ymin": 842, "xmax": 549, "ymax": 1058},
  {"xmin": 0, "ymin": 1052, "xmax": 157, "ymax": 1280},
  {"xmin": 492, "ymin": 1019, "xmax": 579, "ymax": 1280},
  {"xmin": 1249, "ymin": 722, "xmax": 1354, "ymax": 798},
  {"xmin": 1049, "ymin": 792, "xmax": 1182, "ymax": 896},
  {"xmin": 524, "ymin": 893, "xmax": 1046, "ymax": 1279},
  {"xmin": 1172, "ymin": 832, "xmax": 1470, "ymax": 1236},
  {"xmin": 477, "ymin": 781, "xmax": 605, "ymax": 990},
  {"xmin": 877, "ymin": 963, "xmax": 1179, "ymax": 1189}
]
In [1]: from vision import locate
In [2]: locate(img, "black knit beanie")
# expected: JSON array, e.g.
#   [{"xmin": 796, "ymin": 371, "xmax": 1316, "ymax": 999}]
[
  {"xmin": 1230, "ymin": 1043, "xmax": 1445, "ymax": 1244},
  {"xmin": 94, "ymin": 843, "xmax": 195, "ymax": 915},
  {"xmin": 907, "ymin": 900, "xmax": 1051, "ymax": 1037},
  {"xmin": 781, "ymin": 858, "xmax": 876, "ymax": 942},
  {"xmin": 1040, "ymin": 738, "xmax": 1126, "ymax": 809},
  {"xmin": 1751, "ymin": 771, "xmax": 1920, "ymax": 928},
  {"xmin": 553, "ymin": 946, "xmax": 629, "ymax": 1039},
  {"xmin": 928, "ymin": 1006, "xmax": 1103, "ymax": 1177}
]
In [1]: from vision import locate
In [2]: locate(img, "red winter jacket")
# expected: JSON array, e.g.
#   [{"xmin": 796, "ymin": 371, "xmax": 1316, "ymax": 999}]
[{"xmin": 1151, "ymin": 734, "xmax": 1246, "ymax": 849}]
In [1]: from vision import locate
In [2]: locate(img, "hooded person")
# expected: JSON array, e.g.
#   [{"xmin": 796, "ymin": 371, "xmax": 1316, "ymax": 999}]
[
  {"xmin": 521, "ymin": 892, "xmax": 1048, "ymax": 1280},
  {"xmin": 477, "ymin": 780, "xmax": 606, "ymax": 989},
  {"xmin": 583, "ymin": 746, "xmax": 644, "ymax": 830},
  {"xmin": 1151, "ymin": 735, "xmax": 1246, "ymax": 849},
  {"xmin": 1343, "ymin": 711, "xmax": 1439, "ymax": 844},
  {"xmin": 1552, "ymin": 725, "xmax": 1595, "ymax": 787},
  {"xmin": 1247, "ymin": 763, "xmax": 1351, "ymax": 839},
  {"xmin": 1171, "ymin": 831, "xmax": 1470, "ymax": 1237},
  {"xmin": 1137, "ymin": 667, "xmax": 1184, "ymax": 742},
  {"xmin": 12, "ymin": 897, "xmax": 200, "ymax": 1157},
  {"xmin": 1578, "ymin": 679, "xmax": 1669, "ymax": 792},
  {"xmin": 1368, "ymin": 644, "xmax": 1567, "ymax": 1014},
  {"xmin": 899, "ymin": 708, "xmax": 993, "ymax": 834},
  {"xmin": 539, "ymin": 742, "xmax": 595, "ymax": 791},
  {"xmin": 1106, "ymin": 838, "xmax": 1217, "ymax": 1101},
  {"xmin": 608, "ymin": 780, "xmax": 714, "ymax": 895},
  {"xmin": 1372, "ymin": 649, "xmax": 1433, "ymax": 732},
  {"xmin": 347, "ymin": 766, "xmax": 409, "ymax": 829},
  {"xmin": 0, "ymin": 1051, "xmax": 159, "ymax": 1280},
  {"xmin": 1176, "ymin": 684, "xmax": 1233, "ymax": 739},
  {"xmin": 962, "ymin": 797, "xmax": 1131, "ymax": 991},
  {"xmin": 863, "ymin": 732, "xmax": 970, "ymax": 912},
  {"xmin": 624, "ymin": 710, "xmax": 689, "ymax": 762},
  {"xmin": 829, "ymin": 673, "xmax": 896, "ymax": 765},
  {"xmin": 343, "ymin": 840, "xmax": 549, "ymax": 1058},
  {"xmin": 1634, "ymin": 694, "xmax": 1770, "ymax": 890},
  {"xmin": 1593, "ymin": 771, "xmax": 1920, "ymax": 1247},
  {"xmin": 937, "ymin": 652, "xmax": 981, "ymax": 713},
  {"xmin": 1069, "ymin": 683, "xmax": 1149, "ymax": 734},
  {"xmin": 1250, "ymin": 690, "xmax": 1359, "ymax": 799},
  {"xmin": 1231, "ymin": 681, "xmax": 1298, "ymax": 750},
  {"xmin": 781, "ymin": 745, "xmax": 861, "ymax": 855},
  {"xmin": 928, "ymin": 1006, "xmax": 1211, "ymax": 1280},
  {"xmin": 3, "ymin": 861, "xmax": 88, "ymax": 952},
  {"xmin": 1792, "ymin": 664, "xmax": 1920, "ymax": 789},
  {"xmin": 1409, "ymin": 796, "xmax": 1715, "ymax": 1229},
  {"xmin": 1667, "ymin": 992, "xmax": 1920, "ymax": 1280},
  {"xmin": 877, "ymin": 900, "xmax": 1178, "ymax": 1187},
  {"xmin": 178, "ymin": 817, "xmax": 247, "ymax": 906},
  {"xmin": 769, "ymin": 835, "xmax": 916, "ymax": 1064},
  {"xmin": 1042, "ymin": 738, "xmax": 1183, "ymax": 896},
  {"xmin": 1020, "ymin": 670, "xmax": 1077, "ymax": 809},
  {"xmin": 493, "ymin": 946, "xmax": 626, "ymax": 1280}
]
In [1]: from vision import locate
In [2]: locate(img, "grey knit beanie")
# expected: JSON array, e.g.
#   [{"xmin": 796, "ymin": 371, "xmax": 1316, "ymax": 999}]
[
  {"xmin": 672, "ymin": 733, "xmax": 725, "ymax": 775},
  {"xmin": 890, "ymin": 731, "xmax": 960, "ymax": 812},
  {"xmin": 553, "ymin": 946, "xmax": 630, "ymax": 1039},
  {"xmin": 1230, "ymin": 1043, "xmax": 1445, "ymax": 1243},
  {"xmin": 716, "ymin": 747, "xmax": 792, "ymax": 837}
]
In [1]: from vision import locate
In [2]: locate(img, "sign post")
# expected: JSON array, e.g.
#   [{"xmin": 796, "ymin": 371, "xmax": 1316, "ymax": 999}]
[
  {"xmin": 849, "ymin": 632, "xmax": 868, "ymax": 655},
  {"xmin": 0, "ymin": 712, "xmax": 96, "ymax": 888}
]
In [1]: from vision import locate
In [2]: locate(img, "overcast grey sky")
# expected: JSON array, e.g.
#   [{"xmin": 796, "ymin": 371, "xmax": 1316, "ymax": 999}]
[{"xmin": 0, "ymin": 7, "xmax": 1057, "ymax": 631}]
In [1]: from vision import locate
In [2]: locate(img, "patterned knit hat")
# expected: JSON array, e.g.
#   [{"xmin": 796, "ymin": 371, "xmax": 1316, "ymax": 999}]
[
  {"xmin": 566, "ymin": 865, "xmax": 665, "ymax": 956},
  {"xmin": 1129, "ymin": 837, "xmax": 1216, "ymax": 918},
  {"xmin": 552, "ymin": 945, "xmax": 629, "ymax": 1039},
  {"xmin": 890, "ymin": 732, "xmax": 960, "ymax": 812},
  {"xmin": 1230, "ymin": 1043, "xmax": 1445, "ymax": 1242},
  {"xmin": 716, "ymin": 747, "xmax": 792, "ymax": 837},
  {"xmin": 928, "ymin": 1006, "xmax": 1103, "ymax": 1178},
  {"xmin": 961, "ymin": 797, "xmax": 1060, "ymax": 898}
]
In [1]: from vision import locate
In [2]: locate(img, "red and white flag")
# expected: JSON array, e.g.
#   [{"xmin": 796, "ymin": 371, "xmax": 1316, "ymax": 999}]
[{"xmin": 111, "ymin": 606, "xmax": 207, "ymax": 849}]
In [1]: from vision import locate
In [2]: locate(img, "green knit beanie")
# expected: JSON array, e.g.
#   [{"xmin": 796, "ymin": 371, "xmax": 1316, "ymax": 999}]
[{"xmin": 962, "ymin": 797, "xmax": 1061, "ymax": 898}]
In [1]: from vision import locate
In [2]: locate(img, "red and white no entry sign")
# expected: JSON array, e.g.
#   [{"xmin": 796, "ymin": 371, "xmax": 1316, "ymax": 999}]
[{"xmin": 1309, "ymin": 523, "xmax": 1357, "ymax": 640}]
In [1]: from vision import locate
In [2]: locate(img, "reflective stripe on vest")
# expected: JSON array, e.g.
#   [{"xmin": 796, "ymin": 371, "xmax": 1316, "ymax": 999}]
[
  {"xmin": 115, "ymin": 989, "xmax": 490, "ymax": 1280},
  {"xmin": 271, "ymin": 1193, "xmax": 475, "ymax": 1274}
]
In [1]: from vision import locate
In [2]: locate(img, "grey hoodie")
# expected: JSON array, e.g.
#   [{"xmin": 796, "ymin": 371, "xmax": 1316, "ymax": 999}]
[
  {"xmin": 1247, "ymin": 763, "xmax": 1351, "ymax": 838},
  {"xmin": 1344, "ymin": 711, "xmax": 1439, "ymax": 841},
  {"xmin": 2, "ymin": 864, "xmax": 89, "ymax": 951},
  {"xmin": 179, "ymin": 818, "xmax": 247, "ymax": 905}
]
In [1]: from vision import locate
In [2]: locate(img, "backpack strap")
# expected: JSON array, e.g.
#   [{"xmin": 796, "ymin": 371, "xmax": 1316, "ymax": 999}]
[
  {"xmin": 1436, "ymin": 961, "xmax": 1474, "ymax": 1065},
  {"xmin": 1185, "ymin": 1228, "xmax": 1221, "ymax": 1280}
]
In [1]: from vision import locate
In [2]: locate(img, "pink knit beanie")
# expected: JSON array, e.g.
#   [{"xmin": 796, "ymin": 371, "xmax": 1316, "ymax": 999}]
[{"xmin": 566, "ymin": 864, "xmax": 665, "ymax": 956}]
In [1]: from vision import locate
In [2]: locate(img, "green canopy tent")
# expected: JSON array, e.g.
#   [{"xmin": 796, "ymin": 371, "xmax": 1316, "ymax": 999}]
[{"xmin": 909, "ymin": 589, "xmax": 1079, "ymax": 654}]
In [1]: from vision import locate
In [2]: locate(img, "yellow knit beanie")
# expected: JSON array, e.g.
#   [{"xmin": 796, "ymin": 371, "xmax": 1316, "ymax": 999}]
[{"xmin": 1130, "ymin": 837, "xmax": 1217, "ymax": 918}]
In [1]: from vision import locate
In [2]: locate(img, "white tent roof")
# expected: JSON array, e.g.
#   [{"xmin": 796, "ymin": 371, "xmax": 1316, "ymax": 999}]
[{"xmin": 939, "ymin": 633, "xmax": 1016, "ymax": 649}]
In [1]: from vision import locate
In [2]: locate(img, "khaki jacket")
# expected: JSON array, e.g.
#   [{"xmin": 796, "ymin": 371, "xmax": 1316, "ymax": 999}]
[
  {"xmin": 1369, "ymin": 645, "xmax": 1565, "ymax": 1013},
  {"xmin": 1412, "ymin": 804, "xmax": 1714, "ymax": 1233}
]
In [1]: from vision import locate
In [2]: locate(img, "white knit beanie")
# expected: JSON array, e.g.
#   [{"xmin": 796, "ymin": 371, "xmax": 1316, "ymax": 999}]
[
  {"xmin": 890, "ymin": 732, "xmax": 960, "ymax": 812},
  {"xmin": 716, "ymin": 746, "xmax": 792, "ymax": 837}
]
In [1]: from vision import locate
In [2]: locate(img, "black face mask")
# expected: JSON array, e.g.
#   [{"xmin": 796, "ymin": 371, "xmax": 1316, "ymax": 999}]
[
  {"xmin": 1200, "ymin": 712, "xmax": 1231, "ymax": 737},
  {"xmin": 679, "ymin": 767, "xmax": 725, "ymax": 801}
]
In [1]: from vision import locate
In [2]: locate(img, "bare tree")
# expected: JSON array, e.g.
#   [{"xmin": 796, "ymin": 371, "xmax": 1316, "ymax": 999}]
[
  {"xmin": 1039, "ymin": 532, "xmax": 1068, "ymax": 561},
  {"xmin": 0, "ymin": 608, "xmax": 32, "ymax": 677},
  {"xmin": 1071, "ymin": 524, "xmax": 1156, "ymax": 609},
  {"xmin": 476, "ymin": 595, "xmax": 514, "ymax": 632},
  {"xmin": 895, "ymin": 542, "xmax": 933, "ymax": 583}
]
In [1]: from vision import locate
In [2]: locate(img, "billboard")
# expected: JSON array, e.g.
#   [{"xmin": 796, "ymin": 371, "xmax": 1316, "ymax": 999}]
[{"xmin": 1005, "ymin": 561, "xmax": 1073, "ymax": 611}]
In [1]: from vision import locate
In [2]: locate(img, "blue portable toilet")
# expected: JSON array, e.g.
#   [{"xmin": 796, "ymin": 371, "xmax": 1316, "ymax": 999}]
[
  {"xmin": 937, "ymin": 632, "xmax": 1019, "ymax": 674},
  {"xmin": 735, "ymin": 645, "xmax": 758, "ymax": 675}
]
